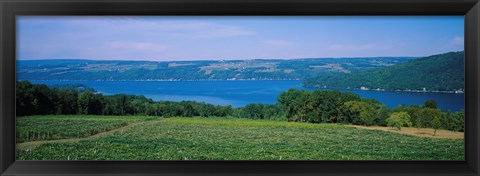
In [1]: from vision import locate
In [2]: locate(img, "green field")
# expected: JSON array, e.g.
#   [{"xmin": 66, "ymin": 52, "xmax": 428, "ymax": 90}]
[
  {"xmin": 16, "ymin": 115, "xmax": 464, "ymax": 160},
  {"xmin": 16, "ymin": 115, "xmax": 154, "ymax": 143}
]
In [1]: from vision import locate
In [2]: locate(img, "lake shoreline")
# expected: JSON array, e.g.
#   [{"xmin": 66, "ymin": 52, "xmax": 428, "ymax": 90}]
[
  {"xmin": 22, "ymin": 79, "xmax": 464, "ymax": 94},
  {"xmin": 307, "ymin": 87, "xmax": 464, "ymax": 94},
  {"xmin": 25, "ymin": 80, "xmax": 465, "ymax": 111}
]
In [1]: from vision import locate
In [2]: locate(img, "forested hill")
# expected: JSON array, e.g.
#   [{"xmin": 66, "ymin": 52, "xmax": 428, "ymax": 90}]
[
  {"xmin": 17, "ymin": 57, "xmax": 414, "ymax": 81},
  {"xmin": 303, "ymin": 51, "xmax": 464, "ymax": 92}
]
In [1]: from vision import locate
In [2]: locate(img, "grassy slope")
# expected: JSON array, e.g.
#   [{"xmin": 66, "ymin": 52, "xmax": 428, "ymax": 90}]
[
  {"xmin": 16, "ymin": 116, "xmax": 463, "ymax": 160},
  {"xmin": 304, "ymin": 51, "xmax": 464, "ymax": 91}
]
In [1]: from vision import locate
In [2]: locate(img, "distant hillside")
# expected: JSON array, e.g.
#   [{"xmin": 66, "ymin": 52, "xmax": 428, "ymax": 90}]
[
  {"xmin": 303, "ymin": 51, "xmax": 464, "ymax": 92},
  {"xmin": 17, "ymin": 57, "xmax": 414, "ymax": 81}
]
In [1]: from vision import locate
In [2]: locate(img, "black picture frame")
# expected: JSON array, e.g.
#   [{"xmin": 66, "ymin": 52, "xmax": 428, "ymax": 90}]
[{"xmin": 1, "ymin": 0, "xmax": 479, "ymax": 175}]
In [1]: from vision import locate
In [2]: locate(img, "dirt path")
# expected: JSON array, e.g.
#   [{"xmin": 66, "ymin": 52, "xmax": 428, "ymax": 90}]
[
  {"xmin": 347, "ymin": 125, "xmax": 463, "ymax": 139},
  {"xmin": 17, "ymin": 119, "xmax": 162, "ymax": 151}
]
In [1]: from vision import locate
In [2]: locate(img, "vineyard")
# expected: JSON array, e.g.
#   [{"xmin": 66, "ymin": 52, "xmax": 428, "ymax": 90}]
[
  {"xmin": 16, "ymin": 116, "xmax": 464, "ymax": 160},
  {"xmin": 16, "ymin": 115, "xmax": 155, "ymax": 143}
]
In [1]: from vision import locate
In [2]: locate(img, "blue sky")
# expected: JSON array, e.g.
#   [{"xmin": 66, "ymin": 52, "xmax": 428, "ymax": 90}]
[{"xmin": 17, "ymin": 16, "xmax": 464, "ymax": 61}]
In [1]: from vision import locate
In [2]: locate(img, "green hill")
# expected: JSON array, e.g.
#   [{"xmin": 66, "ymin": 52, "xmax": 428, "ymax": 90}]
[
  {"xmin": 17, "ymin": 57, "xmax": 415, "ymax": 81},
  {"xmin": 303, "ymin": 51, "xmax": 464, "ymax": 92}
]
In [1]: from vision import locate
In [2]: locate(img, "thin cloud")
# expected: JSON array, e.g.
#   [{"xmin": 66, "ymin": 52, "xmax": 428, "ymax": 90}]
[
  {"xmin": 194, "ymin": 25, "xmax": 256, "ymax": 39},
  {"xmin": 18, "ymin": 17, "xmax": 257, "ymax": 60},
  {"xmin": 17, "ymin": 16, "xmax": 464, "ymax": 60},
  {"xmin": 327, "ymin": 44, "xmax": 392, "ymax": 51},
  {"xmin": 263, "ymin": 39, "xmax": 295, "ymax": 48},
  {"xmin": 105, "ymin": 41, "xmax": 170, "ymax": 52},
  {"xmin": 451, "ymin": 37, "xmax": 464, "ymax": 45},
  {"xmin": 438, "ymin": 36, "xmax": 464, "ymax": 52},
  {"xmin": 64, "ymin": 18, "xmax": 256, "ymax": 39}
]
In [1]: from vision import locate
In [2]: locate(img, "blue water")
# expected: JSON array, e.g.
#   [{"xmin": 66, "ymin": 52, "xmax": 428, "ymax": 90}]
[{"xmin": 31, "ymin": 80, "xmax": 465, "ymax": 111}]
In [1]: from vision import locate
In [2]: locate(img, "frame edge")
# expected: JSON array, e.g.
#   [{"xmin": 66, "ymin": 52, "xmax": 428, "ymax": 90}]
[
  {"xmin": 1, "ymin": 0, "xmax": 480, "ymax": 176},
  {"xmin": 465, "ymin": 2, "xmax": 480, "ymax": 174}
]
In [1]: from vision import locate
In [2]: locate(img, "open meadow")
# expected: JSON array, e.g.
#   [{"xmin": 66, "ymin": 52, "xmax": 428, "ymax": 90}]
[{"xmin": 16, "ymin": 115, "xmax": 464, "ymax": 160}]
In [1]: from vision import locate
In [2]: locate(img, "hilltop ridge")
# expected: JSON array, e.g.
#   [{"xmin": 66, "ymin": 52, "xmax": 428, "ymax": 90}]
[{"xmin": 303, "ymin": 51, "xmax": 464, "ymax": 92}]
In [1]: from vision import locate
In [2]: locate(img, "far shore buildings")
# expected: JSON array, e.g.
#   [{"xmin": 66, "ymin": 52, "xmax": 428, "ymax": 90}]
[{"xmin": 360, "ymin": 86, "xmax": 369, "ymax": 90}]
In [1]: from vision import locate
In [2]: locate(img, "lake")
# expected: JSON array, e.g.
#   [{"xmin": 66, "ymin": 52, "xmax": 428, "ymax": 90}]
[{"xmin": 31, "ymin": 80, "xmax": 465, "ymax": 111}]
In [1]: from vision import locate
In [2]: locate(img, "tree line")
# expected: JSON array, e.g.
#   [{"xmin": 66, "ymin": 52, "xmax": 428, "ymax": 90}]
[
  {"xmin": 16, "ymin": 81, "xmax": 233, "ymax": 118},
  {"xmin": 277, "ymin": 88, "xmax": 463, "ymax": 132},
  {"xmin": 16, "ymin": 81, "xmax": 464, "ymax": 132}
]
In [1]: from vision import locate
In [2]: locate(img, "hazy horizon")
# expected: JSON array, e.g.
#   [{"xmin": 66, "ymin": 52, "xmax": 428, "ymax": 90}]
[
  {"xmin": 17, "ymin": 55, "xmax": 423, "ymax": 62},
  {"xmin": 17, "ymin": 16, "xmax": 464, "ymax": 61},
  {"xmin": 17, "ymin": 50, "xmax": 465, "ymax": 62}
]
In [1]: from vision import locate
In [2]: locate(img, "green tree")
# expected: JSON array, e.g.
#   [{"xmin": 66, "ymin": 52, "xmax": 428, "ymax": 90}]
[
  {"xmin": 215, "ymin": 105, "xmax": 232, "ymax": 117},
  {"xmin": 386, "ymin": 112, "xmax": 413, "ymax": 130},
  {"xmin": 241, "ymin": 104, "xmax": 261, "ymax": 119},
  {"xmin": 340, "ymin": 101, "xmax": 364, "ymax": 124},
  {"xmin": 16, "ymin": 81, "xmax": 35, "ymax": 116},
  {"xmin": 374, "ymin": 105, "xmax": 391, "ymax": 126},
  {"xmin": 438, "ymin": 110, "xmax": 463, "ymax": 132},
  {"xmin": 404, "ymin": 105, "xmax": 423, "ymax": 129},
  {"xmin": 56, "ymin": 90, "xmax": 78, "ymax": 115},
  {"xmin": 77, "ymin": 92, "xmax": 103, "ymax": 115},
  {"xmin": 424, "ymin": 100, "xmax": 438, "ymax": 109},
  {"xmin": 130, "ymin": 99, "xmax": 145, "ymax": 115},
  {"xmin": 278, "ymin": 89, "xmax": 361, "ymax": 123},
  {"xmin": 116, "ymin": 94, "xmax": 130, "ymax": 115},
  {"xmin": 339, "ymin": 101, "xmax": 376, "ymax": 125},
  {"xmin": 278, "ymin": 89, "xmax": 308, "ymax": 122},
  {"xmin": 199, "ymin": 104, "xmax": 216, "ymax": 117},
  {"xmin": 77, "ymin": 92, "xmax": 93, "ymax": 114},
  {"xmin": 359, "ymin": 109, "xmax": 376, "ymax": 126},
  {"xmin": 432, "ymin": 115, "xmax": 441, "ymax": 136},
  {"xmin": 420, "ymin": 108, "xmax": 441, "ymax": 129},
  {"xmin": 181, "ymin": 102, "xmax": 196, "ymax": 117}
]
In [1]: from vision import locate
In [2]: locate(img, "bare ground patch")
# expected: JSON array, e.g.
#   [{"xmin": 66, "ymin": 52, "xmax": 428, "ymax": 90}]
[{"xmin": 347, "ymin": 125, "xmax": 463, "ymax": 139}]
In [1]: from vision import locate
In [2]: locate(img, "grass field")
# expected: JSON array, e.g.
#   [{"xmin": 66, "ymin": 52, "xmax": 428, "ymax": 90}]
[{"xmin": 16, "ymin": 115, "xmax": 464, "ymax": 160}]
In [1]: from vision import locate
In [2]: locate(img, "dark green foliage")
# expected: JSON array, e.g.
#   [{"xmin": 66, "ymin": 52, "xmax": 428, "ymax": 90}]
[
  {"xmin": 278, "ymin": 89, "xmax": 362, "ymax": 123},
  {"xmin": 17, "ymin": 81, "xmax": 62, "ymax": 116},
  {"xmin": 304, "ymin": 51, "xmax": 464, "ymax": 92},
  {"xmin": 421, "ymin": 108, "xmax": 441, "ymax": 128},
  {"xmin": 374, "ymin": 106, "xmax": 391, "ymax": 126},
  {"xmin": 440, "ymin": 110, "xmax": 464, "ymax": 132},
  {"xmin": 16, "ymin": 81, "xmax": 234, "ymax": 118},
  {"xmin": 234, "ymin": 104, "xmax": 284, "ymax": 120},
  {"xmin": 277, "ymin": 89, "xmax": 387, "ymax": 125},
  {"xmin": 55, "ymin": 90, "xmax": 79, "ymax": 115},
  {"xmin": 77, "ymin": 92, "xmax": 103, "ymax": 115},
  {"xmin": 16, "ymin": 81, "xmax": 98, "ymax": 116},
  {"xmin": 341, "ymin": 101, "xmax": 375, "ymax": 125},
  {"xmin": 424, "ymin": 100, "xmax": 438, "ymax": 109}
]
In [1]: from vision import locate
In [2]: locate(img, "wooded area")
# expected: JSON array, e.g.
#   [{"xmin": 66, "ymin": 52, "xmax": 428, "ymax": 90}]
[{"xmin": 16, "ymin": 80, "xmax": 464, "ymax": 132}]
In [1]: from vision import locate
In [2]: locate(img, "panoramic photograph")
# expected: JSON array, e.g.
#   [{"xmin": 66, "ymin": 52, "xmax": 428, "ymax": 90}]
[{"xmin": 15, "ymin": 16, "xmax": 464, "ymax": 160}]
